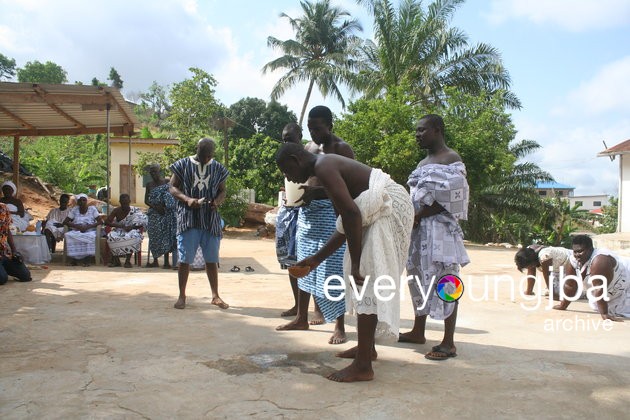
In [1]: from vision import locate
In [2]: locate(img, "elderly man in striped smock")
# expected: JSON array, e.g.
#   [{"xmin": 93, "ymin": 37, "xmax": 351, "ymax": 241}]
[{"xmin": 169, "ymin": 138, "xmax": 229, "ymax": 310}]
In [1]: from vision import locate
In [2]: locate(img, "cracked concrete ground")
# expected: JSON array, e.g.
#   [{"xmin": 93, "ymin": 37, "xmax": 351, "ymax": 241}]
[{"xmin": 1, "ymin": 230, "xmax": 628, "ymax": 419}]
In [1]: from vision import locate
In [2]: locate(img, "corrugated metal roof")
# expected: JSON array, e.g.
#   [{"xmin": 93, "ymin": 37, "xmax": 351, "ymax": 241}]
[
  {"xmin": 536, "ymin": 181, "xmax": 575, "ymax": 190},
  {"xmin": 598, "ymin": 139, "xmax": 630, "ymax": 156},
  {"xmin": 0, "ymin": 82, "xmax": 137, "ymax": 137}
]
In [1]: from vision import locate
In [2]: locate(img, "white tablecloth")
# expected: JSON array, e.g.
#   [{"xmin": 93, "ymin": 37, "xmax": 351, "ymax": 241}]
[{"xmin": 13, "ymin": 234, "xmax": 51, "ymax": 265}]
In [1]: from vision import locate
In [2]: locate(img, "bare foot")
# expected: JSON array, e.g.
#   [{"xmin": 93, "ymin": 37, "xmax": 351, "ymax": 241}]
[
  {"xmin": 162, "ymin": 263, "xmax": 171, "ymax": 269},
  {"xmin": 309, "ymin": 311, "xmax": 325, "ymax": 325},
  {"xmin": 280, "ymin": 307, "xmax": 298, "ymax": 317},
  {"xmin": 398, "ymin": 331, "xmax": 426, "ymax": 344},
  {"xmin": 145, "ymin": 261, "xmax": 158, "ymax": 268},
  {"xmin": 276, "ymin": 319, "xmax": 309, "ymax": 331},
  {"xmin": 211, "ymin": 297, "xmax": 229, "ymax": 309},
  {"xmin": 328, "ymin": 330, "xmax": 347, "ymax": 345},
  {"xmin": 327, "ymin": 361, "xmax": 374, "ymax": 382},
  {"xmin": 336, "ymin": 345, "xmax": 377, "ymax": 361},
  {"xmin": 174, "ymin": 297, "xmax": 186, "ymax": 309}
]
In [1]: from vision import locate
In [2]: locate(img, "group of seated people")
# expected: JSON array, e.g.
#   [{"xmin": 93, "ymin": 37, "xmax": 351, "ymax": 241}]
[{"xmin": 11, "ymin": 189, "xmax": 148, "ymax": 268}]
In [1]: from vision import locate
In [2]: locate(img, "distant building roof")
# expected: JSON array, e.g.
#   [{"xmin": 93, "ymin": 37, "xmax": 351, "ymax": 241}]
[
  {"xmin": 598, "ymin": 139, "xmax": 630, "ymax": 156},
  {"xmin": 536, "ymin": 181, "xmax": 575, "ymax": 190}
]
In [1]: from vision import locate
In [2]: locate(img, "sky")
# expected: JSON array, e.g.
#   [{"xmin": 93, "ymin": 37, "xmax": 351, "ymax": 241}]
[{"xmin": 1, "ymin": 0, "xmax": 629, "ymax": 196}]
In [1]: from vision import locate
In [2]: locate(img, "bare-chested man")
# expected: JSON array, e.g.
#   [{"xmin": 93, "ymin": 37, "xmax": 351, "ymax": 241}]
[
  {"xmin": 276, "ymin": 106, "xmax": 353, "ymax": 345},
  {"xmin": 277, "ymin": 142, "xmax": 413, "ymax": 382}
]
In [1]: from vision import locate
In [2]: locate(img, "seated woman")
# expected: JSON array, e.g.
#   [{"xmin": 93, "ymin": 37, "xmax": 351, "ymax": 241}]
[
  {"xmin": 0, "ymin": 203, "xmax": 31, "ymax": 285},
  {"xmin": 514, "ymin": 245, "xmax": 572, "ymax": 298},
  {"xmin": 0, "ymin": 181, "xmax": 33, "ymax": 232},
  {"xmin": 62, "ymin": 194, "xmax": 101, "ymax": 267},
  {"xmin": 105, "ymin": 193, "xmax": 147, "ymax": 268},
  {"xmin": 42, "ymin": 194, "xmax": 71, "ymax": 253}
]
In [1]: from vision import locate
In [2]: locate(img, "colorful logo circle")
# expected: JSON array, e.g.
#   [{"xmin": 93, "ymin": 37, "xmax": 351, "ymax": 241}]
[{"xmin": 436, "ymin": 275, "xmax": 464, "ymax": 302}]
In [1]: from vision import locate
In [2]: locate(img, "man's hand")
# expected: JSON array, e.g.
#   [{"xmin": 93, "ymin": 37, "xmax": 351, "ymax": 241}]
[
  {"xmin": 299, "ymin": 185, "xmax": 324, "ymax": 205},
  {"xmin": 186, "ymin": 197, "xmax": 205, "ymax": 209}
]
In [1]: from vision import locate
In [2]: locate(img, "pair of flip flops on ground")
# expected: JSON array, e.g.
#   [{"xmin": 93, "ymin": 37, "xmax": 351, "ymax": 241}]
[
  {"xmin": 230, "ymin": 265, "xmax": 254, "ymax": 272},
  {"xmin": 424, "ymin": 345, "xmax": 457, "ymax": 361}
]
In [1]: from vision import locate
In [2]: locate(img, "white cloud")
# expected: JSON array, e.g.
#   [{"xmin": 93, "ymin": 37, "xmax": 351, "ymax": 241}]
[
  {"xmin": 486, "ymin": 0, "xmax": 630, "ymax": 31},
  {"xmin": 563, "ymin": 56, "xmax": 630, "ymax": 116}
]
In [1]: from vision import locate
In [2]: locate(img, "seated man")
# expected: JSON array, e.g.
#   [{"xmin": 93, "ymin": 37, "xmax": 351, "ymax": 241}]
[
  {"xmin": 42, "ymin": 194, "xmax": 71, "ymax": 253},
  {"xmin": 63, "ymin": 194, "xmax": 102, "ymax": 267},
  {"xmin": 105, "ymin": 193, "xmax": 147, "ymax": 268},
  {"xmin": 553, "ymin": 234, "xmax": 630, "ymax": 320},
  {"xmin": 0, "ymin": 203, "xmax": 31, "ymax": 285},
  {"xmin": 0, "ymin": 181, "xmax": 33, "ymax": 232},
  {"xmin": 277, "ymin": 143, "xmax": 414, "ymax": 382}
]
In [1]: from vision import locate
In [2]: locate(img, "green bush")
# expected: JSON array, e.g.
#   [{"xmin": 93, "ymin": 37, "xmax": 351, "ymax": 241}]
[{"xmin": 220, "ymin": 178, "xmax": 248, "ymax": 228}]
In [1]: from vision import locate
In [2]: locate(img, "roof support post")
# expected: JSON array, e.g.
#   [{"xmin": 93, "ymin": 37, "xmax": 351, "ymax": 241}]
[{"xmin": 12, "ymin": 135, "xmax": 20, "ymax": 194}]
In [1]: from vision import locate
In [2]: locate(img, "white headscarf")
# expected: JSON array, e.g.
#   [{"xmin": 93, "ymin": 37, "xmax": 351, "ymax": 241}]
[
  {"xmin": 1, "ymin": 180, "xmax": 16, "ymax": 194},
  {"xmin": 75, "ymin": 193, "xmax": 88, "ymax": 200}
]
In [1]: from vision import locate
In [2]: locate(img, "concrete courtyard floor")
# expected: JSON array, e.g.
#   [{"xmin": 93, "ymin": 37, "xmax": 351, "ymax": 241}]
[{"xmin": 1, "ymin": 229, "xmax": 628, "ymax": 419}]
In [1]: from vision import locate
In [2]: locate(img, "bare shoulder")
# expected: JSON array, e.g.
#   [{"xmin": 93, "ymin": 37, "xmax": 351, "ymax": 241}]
[
  {"xmin": 591, "ymin": 254, "xmax": 616, "ymax": 274},
  {"xmin": 439, "ymin": 148, "xmax": 462, "ymax": 165},
  {"xmin": 305, "ymin": 141, "xmax": 320, "ymax": 154},
  {"xmin": 334, "ymin": 139, "xmax": 354, "ymax": 159}
]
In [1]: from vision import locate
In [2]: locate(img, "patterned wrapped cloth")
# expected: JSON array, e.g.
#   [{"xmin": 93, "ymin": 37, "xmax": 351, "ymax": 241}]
[
  {"xmin": 147, "ymin": 183, "xmax": 177, "ymax": 259},
  {"xmin": 336, "ymin": 169, "xmax": 414, "ymax": 340},
  {"xmin": 107, "ymin": 207, "xmax": 147, "ymax": 256},
  {"xmin": 276, "ymin": 205, "xmax": 300, "ymax": 268},
  {"xmin": 297, "ymin": 199, "xmax": 346, "ymax": 323},
  {"xmin": 407, "ymin": 162, "xmax": 470, "ymax": 320},
  {"xmin": 65, "ymin": 206, "xmax": 100, "ymax": 259}
]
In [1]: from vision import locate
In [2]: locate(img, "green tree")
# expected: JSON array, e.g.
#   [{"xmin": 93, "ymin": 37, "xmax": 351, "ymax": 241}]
[
  {"xmin": 355, "ymin": 0, "xmax": 520, "ymax": 109},
  {"xmin": 598, "ymin": 197, "xmax": 618, "ymax": 233},
  {"xmin": 334, "ymin": 85, "xmax": 420, "ymax": 185},
  {"xmin": 108, "ymin": 67, "xmax": 123, "ymax": 89},
  {"xmin": 17, "ymin": 60, "xmax": 68, "ymax": 84},
  {"xmin": 228, "ymin": 133, "xmax": 283, "ymax": 204},
  {"xmin": 0, "ymin": 53, "xmax": 16, "ymax": 80},
  {"xmin": 534, "ymin": 198, "xmax": 593, "ymax": 247},
  {"xmin": 137, "ymin": 81, "xmax": 171, "ymax": 128},
  {"xmin": 227, "ymin": 98, "xmax": 297, "ymax": 141},
  {"xmin": 166, "ymin": 67, "xmax": 222, "ymax": 154},
  {"xmin": 262, "ymin": 0, "xmax": 363, "ymax": 125}
]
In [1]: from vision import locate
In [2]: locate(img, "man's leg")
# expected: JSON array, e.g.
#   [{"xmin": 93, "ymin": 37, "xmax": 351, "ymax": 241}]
[
  {"xmin": 281, "ymin": 274, "xmax": 299, "ymax": 317},
  {"xmin": 398, "ymin": 315, "xmax": 428, "ymax": 344},
  {"xmin": 174, "ymin": 262, "xmax": 190, "ymax": 309},
  {"xmin": 329, "ymin": 314, "xmax": 347, "ymax": 345},
  {"xmin": 123, "ymin": 253, "xmax": 132, "ymax": 268},
  {"xmin": 0, "ymin": 259, "xmax": 10, "ymax": 285},
  {"xmin": 425, "ymin": 303, "xmax": 458, "ymax": 359},
  {"xmin": 206, "ymin": 262, "xmax": 228, "ymax": 309},
  {"xmin": 5, "ymin": 258, "xmax": 32, "ymax": 282},
  {"xmin": 44, "ymin": 230, "xmax": 55, "ymax": 253},
  {"xmin": 277, "ymin": 289, "xmax": 311, "ymax": 330},
  {"xmin": 163, "ymin": 252, "xmax": 171, "ymax": 269},
  {"xmin": 328, "ymin": 313, "xmax": 376, "ymax": 382},
  {"xmin": 310, "ymin": 299, "xmax": 325, "ymax": 325}
]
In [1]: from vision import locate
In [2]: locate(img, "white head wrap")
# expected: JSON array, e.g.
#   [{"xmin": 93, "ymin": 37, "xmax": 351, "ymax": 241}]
[
  {"xmin": 1, "ymin": 180, "xmax": 16, "ymax": 194},
  {"xmin": 75, "ymin": 193, "xmax": 88, "ymax": 200}
]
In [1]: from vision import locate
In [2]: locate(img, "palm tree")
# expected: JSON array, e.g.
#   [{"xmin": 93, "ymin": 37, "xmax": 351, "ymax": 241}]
[
  {"xmin": 355, "ymin": 0, "xmax": 521, "ymax": 109},
  {"xmin": 464, "ymin": 139, "xmax": 554, "ymax": 243},
  {"xmin": 262, "ymin": 0, "xmax": 363, "ymax": 125}
]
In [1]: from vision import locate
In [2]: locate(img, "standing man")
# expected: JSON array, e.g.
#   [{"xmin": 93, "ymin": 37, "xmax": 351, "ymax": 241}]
[
  {"xmin": 275, "ymin": 123, "xmax": 304, "ymax": 316},
  {"xmin": 553, "ymin": 234, "xmax": 630, "ymax": 319},
  {"xmin": 399, "ymin": 114, "xmax": 470, "ymax": 361},
  {"xmin": 277, "ymin": 143, "xmax": 414, "ymax": 382},
  {"xmin": 170, "ymin": 138, "xmax": 229, "ymax": 310},
  {"xmin": 276, "ymin": 105, "xmax": 352, "ymax": 345}
]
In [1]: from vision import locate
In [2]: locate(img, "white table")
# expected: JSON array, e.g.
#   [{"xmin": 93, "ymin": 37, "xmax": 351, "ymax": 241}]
[{"xmin": 12, "ymin": 234, "xmax": 51, "ymax": 265}]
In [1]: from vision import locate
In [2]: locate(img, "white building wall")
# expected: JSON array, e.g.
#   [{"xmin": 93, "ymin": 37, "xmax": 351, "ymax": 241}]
[
  {"xmin": 569, "ymin": 195, "xmax": 610, "ymax": 211},
  {"xmin": 620, "ymin": 156, "xmax": 630, "ymax": 232}
]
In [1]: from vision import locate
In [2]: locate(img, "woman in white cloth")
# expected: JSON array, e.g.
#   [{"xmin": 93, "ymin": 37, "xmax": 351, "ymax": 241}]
[
  {"xmin": 105, "ymin": 193, "xmax": 147, "ymax": 268},
  {"xmin": 515, "ymin": 245, "xmax": 573, "ymax": 298},
  {"xmin": 62, "ymin": 194, "xmax": 101, "ymax": 266},
  {"xmin": 0, "ymin": 181, "xmax": 33, "ymax": 232}
]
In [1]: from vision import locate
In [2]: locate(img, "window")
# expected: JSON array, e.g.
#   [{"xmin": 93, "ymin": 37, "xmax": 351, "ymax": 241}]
[
  {"xmin": 593, "ymin": 201, "xmax": 602, "ymax": 206},
  {"xmin": 539, "ymin": 191, "xmax": 547, "ymax": 196},
  {"xmin": 575, "ymin": 201, "xmax": 583, "ymax": 207},
  {"xmin": 556, "ymin": 191, "xmax": 563, "ymax": 196}
]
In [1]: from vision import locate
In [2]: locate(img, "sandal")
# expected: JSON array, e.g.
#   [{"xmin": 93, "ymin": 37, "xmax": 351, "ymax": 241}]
[
  {"xmin": 230, "ymin": 265, "xmax": 241, "ymax": 272},
  {"xmin": 245, "ymin": 266, "xmax": 254, "ymax": 272}
]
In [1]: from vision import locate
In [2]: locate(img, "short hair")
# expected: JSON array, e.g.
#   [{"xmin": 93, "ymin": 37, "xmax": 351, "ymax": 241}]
[
  {"xmin": 420, "ymin": 114, "xmax": 445, "ymax": 135},
  {"xmin": 514, "ymin": 247, "xmax": 539, "ymax": 272},
  {"xmin": 120, "ymin": 193, "xmax": 130, "ymax": 201},
  {"xmin": 572, "ymin": 234, "xmax": 593, "ymax": 249},
  {"xmin": 308, "ymin": 105, "xmax": 333, "ymax": 125},
  {"xmin": 197, "ymin": 137, "xmax": 216, "ymax": 154},
  {"xmin": 60, "ymin": 193, "xmax": 70, "ymax": 201},
  {"xmin": 276, "ymin": 142, "xmax": 305, "ymax": 165},
  {"xmin": 283, "ymin": 122, "xmax": 302, "ymax": 135}
]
